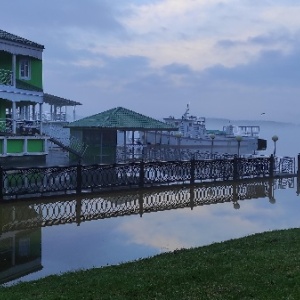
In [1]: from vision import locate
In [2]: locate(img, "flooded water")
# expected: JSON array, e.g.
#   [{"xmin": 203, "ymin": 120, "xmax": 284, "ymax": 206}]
[{"xmin": 1, "ymin": 119, "xmax": 300, "ymax": 285}]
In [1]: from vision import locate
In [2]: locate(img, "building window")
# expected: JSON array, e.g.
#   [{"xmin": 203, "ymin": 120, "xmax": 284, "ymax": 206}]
[{"xmin": 19, "ymin": 58, "xmax": 31, "ymax": 80}]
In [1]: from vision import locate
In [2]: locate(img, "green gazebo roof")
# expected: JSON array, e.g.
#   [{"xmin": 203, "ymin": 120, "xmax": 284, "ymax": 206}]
[
  {"xmin": 0, "ymin": 29, "xmax": 44, "ymax": 49},
  {"xmin": 66, "ymin": 107, "xmax": 177, "ymax": 131}
]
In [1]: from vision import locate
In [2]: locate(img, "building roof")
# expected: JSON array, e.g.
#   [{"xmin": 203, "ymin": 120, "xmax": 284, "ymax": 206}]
[
  {"xmin": 66, "ymin": 107, "xmax": 177, "ymax": 131},
  {"xmin": 44, "ymin": 93, "xmax": 82, "ymax": 107},
  {"xmin": 0, "ymin": 29, "xmax": 44, "ymax": 49}
]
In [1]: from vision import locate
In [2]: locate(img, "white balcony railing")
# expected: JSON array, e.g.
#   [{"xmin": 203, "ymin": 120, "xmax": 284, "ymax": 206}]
[{"xmin": 0, "ymin": 69, "xmax": 13, "ymax": 86}]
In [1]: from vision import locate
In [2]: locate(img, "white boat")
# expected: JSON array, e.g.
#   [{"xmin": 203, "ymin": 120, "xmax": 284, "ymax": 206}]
[{"xmin": 138, "ymin": 104, "xmax": 267, "ymax": 156}]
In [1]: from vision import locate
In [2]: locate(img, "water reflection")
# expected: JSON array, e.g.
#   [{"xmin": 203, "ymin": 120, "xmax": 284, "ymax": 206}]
[
  {"xmin": 0, "ymin": 177, "xmax": 294, "ymax": 232},
  {"xmin": 0, "ymin": 229, "xmax": 42, "ymax": 285},
  {"xmin": 0, "ymin": 176, "xmax": 296, "ymax": 285}
]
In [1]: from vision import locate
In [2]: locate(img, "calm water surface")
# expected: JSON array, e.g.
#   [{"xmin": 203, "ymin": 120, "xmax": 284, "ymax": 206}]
[{"xmin": 1, "ymin": 119, "xmax": 300, "ymax": 285}]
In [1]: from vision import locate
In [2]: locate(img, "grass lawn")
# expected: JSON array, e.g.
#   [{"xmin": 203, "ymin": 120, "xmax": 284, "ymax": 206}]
[{"xmin": 1, "ymin": 228, "xmax": 300, "ymax": 299}]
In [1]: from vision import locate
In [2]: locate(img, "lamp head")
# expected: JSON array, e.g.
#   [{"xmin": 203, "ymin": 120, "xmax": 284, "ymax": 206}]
[{"xmin": 235, "ymin": 135, "xmax": 243, "ymax": 142}]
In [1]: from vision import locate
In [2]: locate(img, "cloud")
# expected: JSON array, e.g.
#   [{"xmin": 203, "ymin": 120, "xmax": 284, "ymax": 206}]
[
  {"xmin": 1, "ymin": 0, "xmax": 123, "ymax": 33},
  {"xmin": 2, "ymin": 0, "xmax": 300, "ymax": 122},
  {"xmin": 204, "ymin": 47, "xmax": 300, "ymax": 88},
  {"xmin": 117, "ymin": 197, "xmax": 286, "ymax": 251},
  {"xmin": 49, "ymin": 0, "xmax": 299, "ymax": 76}
]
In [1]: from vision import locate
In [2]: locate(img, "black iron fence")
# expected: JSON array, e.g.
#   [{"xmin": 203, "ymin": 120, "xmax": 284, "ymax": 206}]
[{"xmin": 0, "ymin": 154, "xmax": 295, "ymax": 201}]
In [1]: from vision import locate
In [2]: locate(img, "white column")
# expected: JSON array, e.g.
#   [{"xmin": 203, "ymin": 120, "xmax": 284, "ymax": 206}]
[
  {"xmin": 3, "ymin": 138, "xmax": 7, "ymax": 155},
  {"xmin": 25, "ymin": 105, "xmax": 29, "ymax": 120},
  {"xmin": 23, "ymin": 137, "xmax": 28, "ymax": 154},
  {"xmin": 20, "ymin": 105, "xmax": 25, "ymax": 120},
  {"xmin": 32, "ymin": 104, "xmax": 36, "ymax": 120},
  {"xmin": 44, "ymin": 137, "xmax": 48, "ymax": 153},
  {"xmin": 12, "ymin": 54, "xmax": 16, "ymax": 87},
  {"xmin": 39, "ymin": 103, "xmax": 43, "ymax": 133},
  {"xmin": 12, "ymin": 101, "xmax": 17, "ymax": 134}
]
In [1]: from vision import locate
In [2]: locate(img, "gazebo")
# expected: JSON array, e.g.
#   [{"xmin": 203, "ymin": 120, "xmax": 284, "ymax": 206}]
[{"xmin": 66, "ymin": 107, "xmax": 177, "ymax": 164}]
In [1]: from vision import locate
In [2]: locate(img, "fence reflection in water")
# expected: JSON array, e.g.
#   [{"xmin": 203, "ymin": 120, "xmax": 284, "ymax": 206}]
[{"xmin": 0, "ymin": 176, "xmax": 295, "ymax": 233}]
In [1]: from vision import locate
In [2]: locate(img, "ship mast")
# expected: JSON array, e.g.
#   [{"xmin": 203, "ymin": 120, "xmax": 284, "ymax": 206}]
[{"xmin": 182, "ymin": 103, "xmax": 190, "ymax": 119}]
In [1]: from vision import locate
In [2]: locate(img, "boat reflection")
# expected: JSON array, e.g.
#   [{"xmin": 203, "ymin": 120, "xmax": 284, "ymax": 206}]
[{"xmin": 0, "ymin": 176, "xmax": 295, "ymax": 284}]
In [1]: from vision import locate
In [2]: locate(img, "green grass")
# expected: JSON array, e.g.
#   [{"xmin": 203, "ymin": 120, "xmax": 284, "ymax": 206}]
[{"xmin": 1, "ymin": 228, "xmax": 300, "ymax": 299}]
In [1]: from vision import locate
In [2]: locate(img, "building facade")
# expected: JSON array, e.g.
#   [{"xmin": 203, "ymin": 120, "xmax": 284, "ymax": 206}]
[{"xmin": 0, "ymin": 29, "xmax": 48, "ymax": 165}]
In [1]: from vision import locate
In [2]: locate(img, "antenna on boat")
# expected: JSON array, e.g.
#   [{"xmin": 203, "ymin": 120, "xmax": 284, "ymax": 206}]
[{"xmin": 183, "ymin": 103, "xmax": 190, "ymax": 119}]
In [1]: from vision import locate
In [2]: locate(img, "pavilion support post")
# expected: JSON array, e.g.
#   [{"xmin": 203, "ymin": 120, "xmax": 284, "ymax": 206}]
[
  {"xmin": 100, "ymin": 132, "xmax": 103, "ymax": 164},
  {"xmin": 132, "ymin": 131, "xmax": 135, "ymax": 161},
  {"xmin": 123, "ymin": 131, "xmax": 126, "ymax": 162}
]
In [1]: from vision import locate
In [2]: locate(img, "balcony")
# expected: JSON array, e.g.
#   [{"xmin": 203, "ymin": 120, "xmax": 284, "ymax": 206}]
[
  {"xmin": 0, "ymin": 68, "xmax": 42, "ymax": 92},
  {"xmin": 0, "ymin": 69, "xmax": 43, "ymax": 103},
  {"xmin": 0, "ymin": 118, "xmax": 41, "ymax": 136},
  {"xmin": 0, "ymin": 69, "xmax": 12, "ymax": 86}
]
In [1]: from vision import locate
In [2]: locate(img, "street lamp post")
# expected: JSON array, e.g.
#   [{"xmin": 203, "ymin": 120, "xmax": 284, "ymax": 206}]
[
  {"xmin": 210, "ymin": 134, "xmax": 215, "ymax": 158},
  {"xmin": 272, "ymin": 135, "xmax": 278, "ymax": 156},
  {"xmin": 236, "ymin": 135, "xmax": 243, "ymax": 157}
]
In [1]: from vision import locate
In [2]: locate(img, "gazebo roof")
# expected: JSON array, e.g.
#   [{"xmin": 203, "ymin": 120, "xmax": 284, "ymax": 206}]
[{"xmin": 66, "ymin": 107, "xmax": 177, "ymax": 131}]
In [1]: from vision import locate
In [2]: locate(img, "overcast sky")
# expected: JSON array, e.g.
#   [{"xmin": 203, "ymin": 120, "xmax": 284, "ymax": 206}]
[{"xmin": 1, "ymin": 0, "xmax": 300, "ymax": 122}]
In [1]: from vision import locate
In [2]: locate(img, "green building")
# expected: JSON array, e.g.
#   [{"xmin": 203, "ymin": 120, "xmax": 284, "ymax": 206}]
[{"xmin": 0, "ymin": 29, "xmax": 48, "ymax": 165}]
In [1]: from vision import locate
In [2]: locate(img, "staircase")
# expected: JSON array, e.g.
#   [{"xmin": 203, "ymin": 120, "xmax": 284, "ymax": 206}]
[
  {"xmin": 48, "ymin": 136, "xmax": 84, "ymax": 159},
  {"xmin": 42, "ymin": 122, "xmax": 87, "ymax": 161}
]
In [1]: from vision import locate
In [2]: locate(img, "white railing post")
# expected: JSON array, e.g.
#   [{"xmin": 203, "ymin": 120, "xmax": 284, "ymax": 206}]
[{"xmin": 12, "ymin": 54, "xmax": 16, "ymax": 87}]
